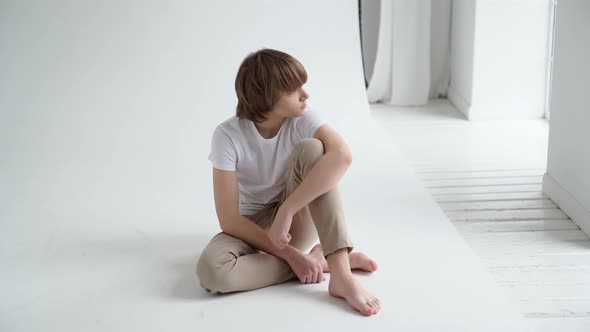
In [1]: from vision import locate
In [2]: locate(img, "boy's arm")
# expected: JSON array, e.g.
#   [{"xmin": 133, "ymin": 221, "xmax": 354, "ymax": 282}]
[
  {"xmin": 213, "ymin": 167, "xmax": 303, "ymax": 262},
  {"xmin": 222, "ymin": 215, "xmax": 303, "ymax": 262}
]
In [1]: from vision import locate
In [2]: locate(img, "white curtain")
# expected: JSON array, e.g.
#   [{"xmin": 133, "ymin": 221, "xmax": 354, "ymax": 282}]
[{"xmin": 367, "ymin": 0, "xmax": 452, "ymax": 106}]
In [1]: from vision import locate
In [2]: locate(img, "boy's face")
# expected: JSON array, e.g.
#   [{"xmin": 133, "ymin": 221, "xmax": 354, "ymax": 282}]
[{"xmin": 271, "ymin": 85, "xmax": 309, "ymax": 119}]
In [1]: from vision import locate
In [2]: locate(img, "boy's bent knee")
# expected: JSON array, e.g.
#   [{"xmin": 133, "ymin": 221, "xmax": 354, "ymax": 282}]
[
  {"xmin": 294, "ymin": 138, "xmax": 325, "ymax": 164},
  {"xmin": 196, "ymin": 252, "xmax": 237, "ymax": 294}
]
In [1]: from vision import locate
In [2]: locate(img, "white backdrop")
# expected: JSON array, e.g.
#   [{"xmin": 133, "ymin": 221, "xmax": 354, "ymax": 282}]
[{"xmin": 0, "ymin": 0, "xmax": 369, "ymax": 236}]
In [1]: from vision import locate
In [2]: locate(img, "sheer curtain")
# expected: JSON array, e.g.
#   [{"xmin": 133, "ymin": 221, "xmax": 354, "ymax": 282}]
[{"xmin": 367, "ymin": 0, "xmax": 452, "ymax": 106}]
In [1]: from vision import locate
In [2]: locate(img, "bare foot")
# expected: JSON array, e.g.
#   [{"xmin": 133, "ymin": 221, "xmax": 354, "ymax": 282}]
[
  {"xmin": 309, "ymin": 243, "xmax": 378, "ymax": 273},
  {"xmin": 349, "ymin": 252, "xmax": 379, "ymax": 272},
  {"xmin": 328, "ymin": 274, "xmax": 381, "ymax": 316}
]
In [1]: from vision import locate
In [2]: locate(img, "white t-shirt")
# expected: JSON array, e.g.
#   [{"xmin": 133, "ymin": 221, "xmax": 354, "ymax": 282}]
[{"xmin": 208, "ymin": 105, "xmax": 328, "ymax": 216}]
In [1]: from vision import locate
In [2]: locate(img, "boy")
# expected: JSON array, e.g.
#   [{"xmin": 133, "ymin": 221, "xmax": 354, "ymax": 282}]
[{"xmin": 196, "ymin": 48, "xmax": 381, "ymax": 316}]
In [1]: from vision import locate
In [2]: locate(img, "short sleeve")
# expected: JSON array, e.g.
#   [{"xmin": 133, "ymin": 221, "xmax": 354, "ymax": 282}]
[
  {"xmin": 208, "ymin": 127, "xmax": 237, "ymax": 171},
  {"xmin": 296, "ymin": 107, "xmax": 328, "ymax": 139}
]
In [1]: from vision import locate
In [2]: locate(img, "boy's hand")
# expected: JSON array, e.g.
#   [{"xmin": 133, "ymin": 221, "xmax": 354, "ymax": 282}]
[
  {"xmin": 285, "ymin": 251, "xmax": 326, "ymax": 284},
  {"xmin": 268, "ymin": 207, "xmax": 293, "ymax": 249}
]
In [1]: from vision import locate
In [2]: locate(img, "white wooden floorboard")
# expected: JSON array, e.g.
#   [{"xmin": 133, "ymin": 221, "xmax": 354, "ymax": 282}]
[
  {"xmin": 482, "ymin": 253, "xmax": 590, "ymax": 268},
  {"xmin": 419, "ymin": 170, "xmax": 546, "ymax": 180},
  {"xmin": 463, "ymin": 229, "xmax": 589, "ymax": 243},
  {"xmin": 509, "ymin": 284, "xmax": 590, "ymax": 303},
  {"xmin": 440, "ymin": 200, "xmax": 557, "ymax": 211},
  {"xmin": 446, "ymin": 209, "xmax": 569, "ymax": 221},
  {"xmin": 425, "ymin": 176, "xmax": 542, "ymax": 187},
  {"xmin": 530, "ymin": 317, "xmax": 590, "ymax": 332},
  {"xmin": 454, "ymin": 219, "xmax": 579, "ymax": 232},
  {"xmin": 492, "ymin": 267, "xmax": 590, "ymax": 285},
  {"xmin": 414, "ymin": 168, "xmax": 547, "ymax": 175},
  {"xmin": 520, "ymin": 299, "xmax": 590, "ymax": 318},
  {"xmin": 429, "ymin": 184, "xmax": 544, "ymax": 195},
  {"xmin": 435, "ymin": 192, "xmax": 550, "ymax": 202}
]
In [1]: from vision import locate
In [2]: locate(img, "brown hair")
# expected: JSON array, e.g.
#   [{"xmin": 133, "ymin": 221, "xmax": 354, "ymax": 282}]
[{"xmin": 235, "ymin": 48, "xmax": 308, "ymax": 123}]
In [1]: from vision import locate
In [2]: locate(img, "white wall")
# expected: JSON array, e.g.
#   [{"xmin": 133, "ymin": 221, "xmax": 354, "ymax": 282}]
[
  {"xmin": 448, "ymin": 0, "xmax": 476, "ymax": 117},
  {"xmin": 471, "ymin": 0, "xmax": 552, "ymax": 120},
  {"xmin": 449, "ymin": 0, "xmax": 552, "ymax": 120},
  {"xmin": 0, "ymin": 0, "xmax": 369, "ymax": 236},
  {"xmin": 543, "ymin": 0, "xmax": 590, "ymax": 236}
]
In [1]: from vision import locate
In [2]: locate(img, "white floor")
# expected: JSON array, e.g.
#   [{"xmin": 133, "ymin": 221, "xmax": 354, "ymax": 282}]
[{"xmin": 370, "ymin": 99, "xmax": 590, "ymax": 331}]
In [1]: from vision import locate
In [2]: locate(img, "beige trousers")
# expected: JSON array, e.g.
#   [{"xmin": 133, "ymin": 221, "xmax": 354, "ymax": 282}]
[{"xmin": 196, "ymin": 138, "xmax": 354, "ymax": 294}]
